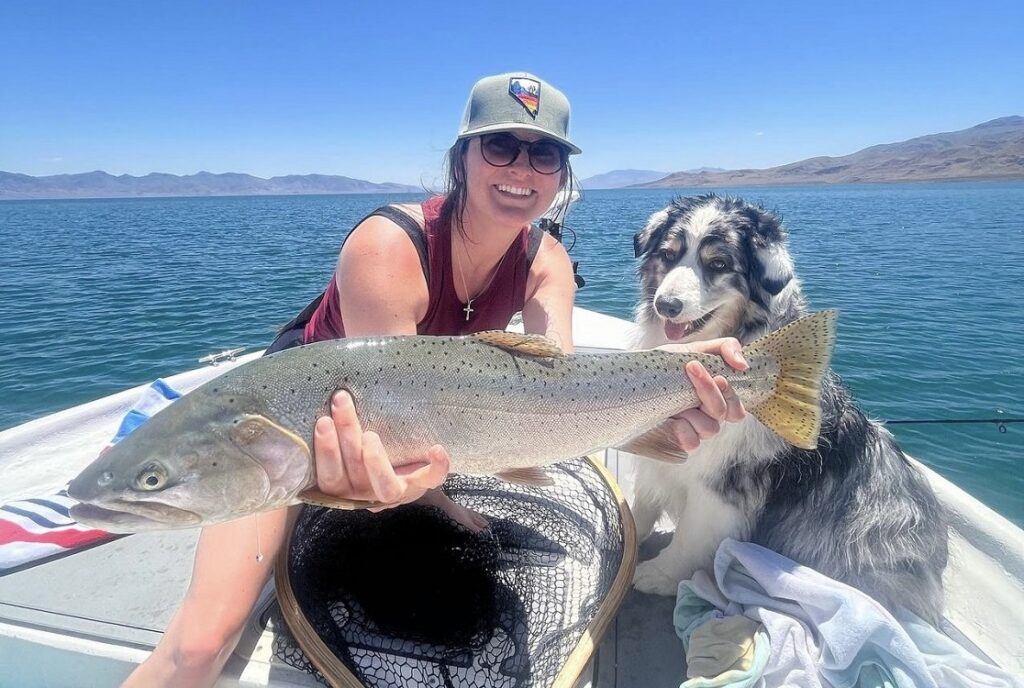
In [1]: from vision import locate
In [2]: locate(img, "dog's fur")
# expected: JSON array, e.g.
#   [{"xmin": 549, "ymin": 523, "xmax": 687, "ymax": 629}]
[{"xmin": 628, "ymin": 195, "xmax": 948, "ymax": 624}]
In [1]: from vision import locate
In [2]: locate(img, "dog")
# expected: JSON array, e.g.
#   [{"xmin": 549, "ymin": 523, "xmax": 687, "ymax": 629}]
[{"xmin": 627, "ymin": 194, "xmax": 948, "ymax": 624}]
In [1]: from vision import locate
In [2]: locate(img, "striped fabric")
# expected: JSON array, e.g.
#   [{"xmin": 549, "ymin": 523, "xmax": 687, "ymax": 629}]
[
  {"xmin": 0, "ymin": 379, "xmax": 182, "ymax": 574},
  {"xmin": 0, "ymin": 493, "xmax": 112, "ymax": 572}
]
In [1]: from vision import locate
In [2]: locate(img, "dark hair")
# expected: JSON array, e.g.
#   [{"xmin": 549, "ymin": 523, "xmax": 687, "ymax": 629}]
[{"xmin": 439, "ymin": 137, "xmax": 579, "ymax": 239}]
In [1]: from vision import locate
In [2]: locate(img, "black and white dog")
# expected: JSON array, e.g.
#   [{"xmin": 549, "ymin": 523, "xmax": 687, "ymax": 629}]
[{"xmin": 629, "ymin": 195, "xmax": 948, "ymax": 624}]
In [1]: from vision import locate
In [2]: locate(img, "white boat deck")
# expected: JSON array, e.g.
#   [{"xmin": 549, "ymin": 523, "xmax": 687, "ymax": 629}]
[
  {"xmin": 0, "ymin": 450, "xmax": 679, "ymax": 687},
  {"xmin": 1, "ymin": 307, "xmax": 1021, "ymax": 686}
]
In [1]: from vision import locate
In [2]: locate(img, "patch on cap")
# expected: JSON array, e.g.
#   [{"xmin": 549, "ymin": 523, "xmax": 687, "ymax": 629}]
[{"xmin": 508, "ymin": 77, "xmax": 541, "ymax": 119}]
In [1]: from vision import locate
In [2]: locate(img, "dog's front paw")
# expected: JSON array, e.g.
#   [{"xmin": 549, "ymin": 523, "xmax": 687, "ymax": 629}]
[{"xmin": 632, "ymin": 559, "xmax": 681, "ymax": 596}]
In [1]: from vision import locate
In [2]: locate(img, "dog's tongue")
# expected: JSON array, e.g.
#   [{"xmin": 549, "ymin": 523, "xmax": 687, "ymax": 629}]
[{"xmin": 664, "ymin": 321, "xmax": 691, "ymax": 340}]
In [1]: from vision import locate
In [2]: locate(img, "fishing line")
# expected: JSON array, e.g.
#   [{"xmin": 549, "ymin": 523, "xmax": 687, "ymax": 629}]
[
  {"xmin": 254, "ymin": 515, "xmax": 264, "ymax": 563},
  {"xmin": 882, "ymin": 418, "xmax": 1022, "ymax": 434},
  {"xmin": 538, "ymin": 219, "xmax": 577, "ymax": 252},
  {"xmin": 559, "ymin": 224, "xmax": 578, "ymax": 252},
  {"xmin": 539, "ymin": 219, "xmax": 585, "ymax": 287}
]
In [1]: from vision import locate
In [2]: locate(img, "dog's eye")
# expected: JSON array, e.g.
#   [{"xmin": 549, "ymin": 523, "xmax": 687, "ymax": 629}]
[
  {"xmin": 708, "ymin": 258, "xmax": 730, "ymax": 271},
  {"xmin": 657, "ymin": 248, "xmax": 677, "ymax": 262}
]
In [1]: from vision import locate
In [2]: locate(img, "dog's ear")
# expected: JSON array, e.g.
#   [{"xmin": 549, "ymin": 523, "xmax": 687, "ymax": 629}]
[
  {"xmin": 634, "ymin": 208, "xmax": 671, "ymax": 258},
  {"xmin": 744, "ymin": 206, "xmax": 793, "ymax": 296},
  {"xmin": 634, "ymin": 196, "xmax": 698, "ymax": 258}
]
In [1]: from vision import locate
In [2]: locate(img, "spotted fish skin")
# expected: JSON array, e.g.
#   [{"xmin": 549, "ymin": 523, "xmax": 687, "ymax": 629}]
[
  {"xmin": 229, "ymin": 335, "xmax": 779, "ymax": 474},
  {"xmin": 68, "ymin": 311, "xmax": 836, "ymax": 531}
]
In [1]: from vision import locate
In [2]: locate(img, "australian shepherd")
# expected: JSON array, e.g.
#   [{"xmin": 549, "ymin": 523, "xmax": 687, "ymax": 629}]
[{"xmin": 628, "ymin": 194, "xmax": 948, "ymax": 624}]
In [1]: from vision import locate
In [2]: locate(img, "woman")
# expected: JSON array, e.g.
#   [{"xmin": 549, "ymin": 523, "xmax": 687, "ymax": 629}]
[{"xmin": 123, "ymin": 72, "xmax": 747, "ymax": 687}]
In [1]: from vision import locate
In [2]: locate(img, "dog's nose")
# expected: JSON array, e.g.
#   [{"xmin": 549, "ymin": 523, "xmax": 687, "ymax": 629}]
[{"xmin": 655, "ymin": 296, "xmax": 683, "ymax": 319}]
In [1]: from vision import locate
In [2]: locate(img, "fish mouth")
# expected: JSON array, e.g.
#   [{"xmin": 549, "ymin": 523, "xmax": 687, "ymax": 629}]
[
  {"xmin": 663, "ymin": 307, "xmax": 719, "ymax": 341},
  {"xmin": 70, "ymin": 500, "xmax": 202, "ymax": 533}
]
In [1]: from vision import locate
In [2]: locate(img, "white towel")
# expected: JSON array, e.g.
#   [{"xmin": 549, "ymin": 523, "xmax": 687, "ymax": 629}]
[{"xmin": 684, "ymin": 539, "xmax": 1023, "ymax": 688}]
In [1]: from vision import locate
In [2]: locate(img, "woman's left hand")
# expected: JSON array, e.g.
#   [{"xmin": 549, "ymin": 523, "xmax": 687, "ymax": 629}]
[{"xmin": 667, "ymin": 338, "xmax": 748, "ymax": 451}]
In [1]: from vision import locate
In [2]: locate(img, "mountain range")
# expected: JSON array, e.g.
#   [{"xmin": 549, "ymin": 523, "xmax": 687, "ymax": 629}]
[
  {"xmin": 0, "ymin": 171, "xmax": 420, "ymax": 200},
  {"xmin": 4, "ymin": 117, "xmax": 1020, "ymax": 199},
  {"xmin": 580, "ymin": 168, "xmax": 726, "ymax": 189},
  {"xmin": 633, "ymin": 116, "xmax": 1023, "ymax": 188}
]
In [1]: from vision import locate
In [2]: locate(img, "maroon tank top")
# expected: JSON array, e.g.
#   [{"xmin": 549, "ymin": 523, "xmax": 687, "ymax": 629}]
[{"xmin": 303, "ymin": 196, "xmax": 542, "ymax": 343}]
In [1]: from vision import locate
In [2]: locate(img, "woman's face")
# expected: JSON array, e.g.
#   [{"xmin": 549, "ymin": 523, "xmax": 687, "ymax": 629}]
[{"xmin": 462, "ymin": 129, "xmax": 564, "ymax": 230}]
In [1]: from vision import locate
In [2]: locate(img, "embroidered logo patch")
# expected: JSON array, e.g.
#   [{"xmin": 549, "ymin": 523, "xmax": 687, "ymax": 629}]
[{"xmin": 509, "ymin": 77, "xmax": 541, "ymax": 118}]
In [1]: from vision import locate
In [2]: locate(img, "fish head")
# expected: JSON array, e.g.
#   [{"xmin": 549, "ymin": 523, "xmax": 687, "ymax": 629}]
[{"xmin": 68, "ymin": 389, "xmax": 312, "ymax": 532}]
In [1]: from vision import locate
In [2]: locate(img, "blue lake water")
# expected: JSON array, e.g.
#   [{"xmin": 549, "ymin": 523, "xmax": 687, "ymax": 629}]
[{"xmin": 1, "ymin": 184, "xmax": 1021, "ymax": 524}]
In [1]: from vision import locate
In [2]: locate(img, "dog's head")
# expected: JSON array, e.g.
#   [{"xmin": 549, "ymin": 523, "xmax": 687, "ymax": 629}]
[{"xmin": 633, "ymin": 195, "xmax": 802, "ymax": 344}]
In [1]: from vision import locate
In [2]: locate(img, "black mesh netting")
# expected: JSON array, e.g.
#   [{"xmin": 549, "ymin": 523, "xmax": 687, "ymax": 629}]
[{"xmin": 269, "ymin": 456, "xmax": 630, "ymax": 687}]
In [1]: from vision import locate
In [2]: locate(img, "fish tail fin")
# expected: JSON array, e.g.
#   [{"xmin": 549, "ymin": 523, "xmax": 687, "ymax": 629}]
[{"xmin": 744, "ymin": 310, "xmax": 838, "ymax": 450}]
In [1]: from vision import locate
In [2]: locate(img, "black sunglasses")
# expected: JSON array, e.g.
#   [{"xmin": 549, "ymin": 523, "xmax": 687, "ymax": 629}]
[{"xmin": 479, "ymin": 133, "xmax": 568, "ymax": 175}]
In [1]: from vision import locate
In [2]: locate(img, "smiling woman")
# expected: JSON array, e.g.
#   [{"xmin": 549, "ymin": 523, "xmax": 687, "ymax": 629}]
[{"xmin": 119, "ymin": 72, "xmax": 749, "ymax": 688}]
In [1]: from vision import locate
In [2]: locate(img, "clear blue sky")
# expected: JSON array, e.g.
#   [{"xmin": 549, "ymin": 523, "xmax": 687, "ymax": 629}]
[{"xmin": 2, "ymin": 0, "xmax": 1021, "ymax": 185}]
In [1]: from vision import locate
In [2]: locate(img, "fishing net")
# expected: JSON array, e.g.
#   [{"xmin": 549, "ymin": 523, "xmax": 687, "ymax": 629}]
[{"xmin": 270, "ymin": 455, "xmax": 635, "ymax": 687}]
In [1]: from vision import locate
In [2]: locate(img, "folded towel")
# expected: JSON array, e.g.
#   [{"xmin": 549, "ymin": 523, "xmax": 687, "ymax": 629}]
[{"xmin": 0, "ymin": 379, "xmax": 181, "ymax": 574}]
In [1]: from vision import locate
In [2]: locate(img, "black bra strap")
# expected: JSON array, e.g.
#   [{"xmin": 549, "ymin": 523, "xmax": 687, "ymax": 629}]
[
  {"xmin": 372, "ymin": 205, "xmax": 430, "ymax": 289},
  {"xmin": 526, "ymin": 225, "xmax": 544, "ymax": 265}
]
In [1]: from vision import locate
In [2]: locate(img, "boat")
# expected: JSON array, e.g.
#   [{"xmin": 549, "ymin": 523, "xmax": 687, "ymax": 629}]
[{"xmin": 0, "ymin": 306, "xmax": 1021, "ymax": 686}]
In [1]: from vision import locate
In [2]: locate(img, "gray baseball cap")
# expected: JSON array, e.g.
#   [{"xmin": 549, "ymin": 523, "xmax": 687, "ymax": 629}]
[{"xmin": 457, "ymin": 72, "xmax": 582, "ymax": 155}]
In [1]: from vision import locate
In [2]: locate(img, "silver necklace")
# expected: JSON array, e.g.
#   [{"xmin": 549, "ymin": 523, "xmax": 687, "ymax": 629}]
[{"xmin": 454, "ymin": 238, "xmax": 507, "ymax": 322}]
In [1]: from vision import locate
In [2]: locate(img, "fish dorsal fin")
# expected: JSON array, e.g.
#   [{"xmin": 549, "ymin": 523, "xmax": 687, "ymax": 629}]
[
  {"xmin": 495, "ymin": 467, "xmax": 555, "ymax": 487},
  {"xmin": 470, "ymin": 331, "xmax": 565, "ymax": 358}
]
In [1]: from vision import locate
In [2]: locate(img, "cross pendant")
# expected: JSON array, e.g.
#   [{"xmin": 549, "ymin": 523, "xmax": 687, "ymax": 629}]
[{"xmin": 463, "ymin": 299, "xmax": 474, "ymax": 322}]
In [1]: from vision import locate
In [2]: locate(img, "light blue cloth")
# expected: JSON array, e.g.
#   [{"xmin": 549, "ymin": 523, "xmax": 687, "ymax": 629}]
[
  {"xmin": 675, "ymin": 584, "xmax": 725, "ymax": 654},
  {"xmin": 681, "ymin": 539, "xmax": 1023, "ymax": 688},
  {"xmin": 109, "ymin": 378, "xmax": 181, "ymax": 444},
  {"xmin": 856, "ymin": 663, "xmax": 896, "ymax": 688}
]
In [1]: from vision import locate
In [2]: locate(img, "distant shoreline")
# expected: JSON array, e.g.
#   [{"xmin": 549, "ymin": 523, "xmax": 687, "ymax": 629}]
[
  {"xmin": 0, "ymin": 190, "xmax": 430, "ymax": 202},
  {"xmin": 0, "ymin": 169, "xmax": 423, "ymax": 201},
  {"xmin": 6, "ymin": 178, "xmax": 1022, "ymax": 202},
  {"xmin": 7, "ymin": 112, "xmax": 1022, "ymax": 198},
  {"xmin": 629, "ymin": 173, "xmax": 1024, "ymax": 190}
]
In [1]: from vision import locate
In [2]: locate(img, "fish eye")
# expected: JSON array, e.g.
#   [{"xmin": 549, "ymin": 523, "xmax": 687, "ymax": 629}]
[{"xmin": 135, "ymin": 463, "xmax": 168, "ymax": 491}]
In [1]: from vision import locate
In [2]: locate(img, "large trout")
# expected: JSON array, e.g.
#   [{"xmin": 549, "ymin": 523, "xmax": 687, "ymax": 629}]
[{"xmin": 68, "ymin": 311, "xmax": 837, "ymax": 532}]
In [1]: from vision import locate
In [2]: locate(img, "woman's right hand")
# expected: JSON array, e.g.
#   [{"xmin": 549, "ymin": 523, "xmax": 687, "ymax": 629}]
[{"xmin": 313, "ymin": 390, "xmax": 451, "ymax": 508}]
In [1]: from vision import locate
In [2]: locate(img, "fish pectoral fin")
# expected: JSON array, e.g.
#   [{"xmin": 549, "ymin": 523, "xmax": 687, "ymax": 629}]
[
  {"xmin": 297, "ymin": 488, "xmax": 388, "ymax": 511},
  {"xmin": 470, "ymin": 331, "xmax": 565, "ymax": 358},
  {"xmin": 495, "ymin": 467, "xmax": 555, "ymax": 487},
  {"xmin": 615, "ymin": 422, "xmax": 689, "ymax": 463}
]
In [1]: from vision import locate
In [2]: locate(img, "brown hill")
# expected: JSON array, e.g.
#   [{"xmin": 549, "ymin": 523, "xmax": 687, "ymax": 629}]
[{"xmin": 637, "ymin": 116, "xmax": 1024, "ymax": 188}]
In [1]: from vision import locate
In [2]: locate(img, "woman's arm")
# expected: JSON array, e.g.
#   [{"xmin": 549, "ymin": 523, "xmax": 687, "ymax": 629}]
[
  {"xmin": 122, "ymin": 507, "xmax": 296, "ymax": 687},
  {"xmin": 310, "ymin": 214, "xmax": 453, "ymax": 503},
  {"xmin": 522, "ymin": 233, "xmax": 576, "ymax": 352},
  {"xmin": 334, "ymin": 215, "xmax": 429, "ymax": 335}
]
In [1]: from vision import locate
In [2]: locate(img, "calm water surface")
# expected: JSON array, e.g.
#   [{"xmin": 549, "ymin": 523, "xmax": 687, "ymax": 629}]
[{"xmin": 1, "ymin": 184, "xmax": 1021, "ymax": 524}]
